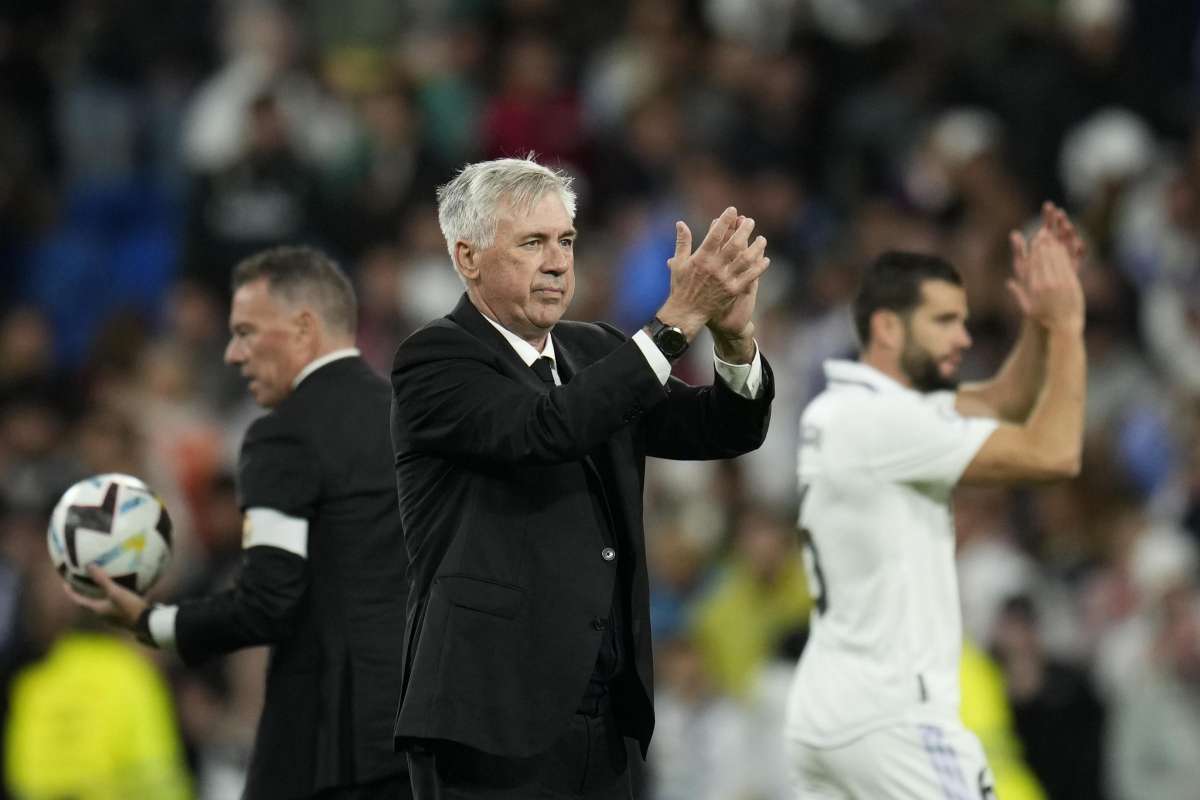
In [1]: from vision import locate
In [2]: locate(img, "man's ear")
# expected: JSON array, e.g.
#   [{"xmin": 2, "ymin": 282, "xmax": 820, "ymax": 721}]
[
  {"xmin": 294, "ymin": 308, "xmax": 320, "ymax": 344},
  {"xmin": 455, "ymin": 241, "xmax": 478, "ymax": 282},
  {"xmin": 871, "ymin": 309, "xmax": 904, "ymax": 352}
]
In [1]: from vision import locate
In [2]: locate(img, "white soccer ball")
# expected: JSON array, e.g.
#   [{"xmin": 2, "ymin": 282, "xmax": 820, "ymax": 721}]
[{"xmin": 47, "ymin": 473, "xmax": 173, "ymax": 598}]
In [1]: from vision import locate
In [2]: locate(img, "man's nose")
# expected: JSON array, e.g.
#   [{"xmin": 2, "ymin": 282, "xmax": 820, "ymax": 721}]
[
  {"xmin": 543, "ymin": 244, "xmax": 568, "ymax": 273},
  {"xmin": 224, "ymin": 339, "xmax": 242, "ymax": 365}
]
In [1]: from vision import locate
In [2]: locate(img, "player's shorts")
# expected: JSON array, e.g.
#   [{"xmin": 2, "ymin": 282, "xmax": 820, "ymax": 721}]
[{"xmin": 789, "ymin": 720, "xmax": 996, "ymax": 800}]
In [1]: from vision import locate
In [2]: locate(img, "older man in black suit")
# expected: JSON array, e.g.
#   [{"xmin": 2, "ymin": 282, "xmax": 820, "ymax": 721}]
[
  {"xmin": 73, "ymin": 247, "xmax": 411, "ymax": 800},
  {"xmin": 391, "ymin": 157, "xmax": 775, "ymax": 798}
]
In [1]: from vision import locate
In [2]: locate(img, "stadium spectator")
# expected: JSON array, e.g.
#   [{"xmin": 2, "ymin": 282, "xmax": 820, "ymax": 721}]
[
  {"xmin": 4, "ymin": 559, "xmax": 192, "ymax": 800},
  {"xmin": 992, "ymin": 595, "xmax": 1108, "ymax": 800},
  {"xmin": 690, "ymin": 507, "xmax": 810, "ymax": 698}
]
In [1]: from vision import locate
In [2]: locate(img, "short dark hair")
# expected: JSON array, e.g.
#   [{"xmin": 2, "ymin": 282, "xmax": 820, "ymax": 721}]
[
  {"xmin": 852, "ymin": 250, "xmax": 964, "ymax": 346},
  {"xmin": 232, "ymin": 246, "xmax": 357, "ymax": 335}
]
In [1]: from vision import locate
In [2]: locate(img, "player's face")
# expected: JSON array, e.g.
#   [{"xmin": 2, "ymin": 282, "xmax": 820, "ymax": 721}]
[
  {"xmin": 224, "ymin": 279, "xmax": 310, "ymax": 408},
  {"xmin": 900, "ymin": 279, "xmax": 972, "ymax": 393},
  {"xmin": 466, "ymin": 193, "xmax": 576, "ymax": 348}
]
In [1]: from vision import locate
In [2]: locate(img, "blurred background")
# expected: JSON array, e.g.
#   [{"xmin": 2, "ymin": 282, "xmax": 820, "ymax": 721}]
[{"xmin": 1, "ymin": 0, "xmax": 1200, "ymax": 797}]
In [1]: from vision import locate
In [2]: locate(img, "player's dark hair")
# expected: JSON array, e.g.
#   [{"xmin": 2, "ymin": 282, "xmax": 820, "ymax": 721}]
[
  {"xmin": 852, "ymin": 251, "xmax": 963, "ymax": 347},
  {"xmin": 232, "ymin": 246, "xmax": 357, "ymax": 335}
]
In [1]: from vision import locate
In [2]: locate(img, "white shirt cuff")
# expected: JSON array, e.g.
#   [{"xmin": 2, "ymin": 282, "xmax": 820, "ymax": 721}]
[
  {"xmin": 632, "ymin": 329, "xmax": 671, "ymax": 385},
  {"xmin": 714, "ymin": 341, "xmax": 763, "ymax": 399},
  {"xmin": 148, "ymin": 605, "xmax": 179, "ymax": 650}
]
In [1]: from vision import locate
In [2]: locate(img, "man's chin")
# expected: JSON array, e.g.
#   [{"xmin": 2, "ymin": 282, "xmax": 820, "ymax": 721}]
[
  {"xmin": 911, "ymin": 368, "xmax": 959, "ymax": 393},
  {"xmin": 250, "ymin": 387, "xmax": 281, "ymax": 408},
  {"xmin": 529, "ymin": 307, "xmax": 567, "ymax": 329}
]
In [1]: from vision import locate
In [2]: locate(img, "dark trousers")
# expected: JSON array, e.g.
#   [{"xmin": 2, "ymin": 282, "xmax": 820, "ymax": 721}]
[
  {"xmin": 311, "ymin": 772, "xmax": 414, "ymax": 800},
  {"xmin": 406, "ymin": 702, "xmax": 632, "ymax": 799}
]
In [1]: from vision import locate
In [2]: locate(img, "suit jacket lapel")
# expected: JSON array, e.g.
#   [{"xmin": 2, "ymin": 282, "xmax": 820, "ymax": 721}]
[
  {"xmin": 551, "ymin": 336, "xmax": 580, "ymax": 386},
  {"xmin": 448, "ymin": 293, "xmax": 545, "ymax": 392},
  {"xmin": 449, "ymin": 307, "xmax": 626, "ymax": 534}
]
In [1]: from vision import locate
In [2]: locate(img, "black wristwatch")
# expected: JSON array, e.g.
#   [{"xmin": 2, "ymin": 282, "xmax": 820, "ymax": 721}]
[{"xmin": 645, "ymin": 317, "xmax": 689, "ymax": 362}]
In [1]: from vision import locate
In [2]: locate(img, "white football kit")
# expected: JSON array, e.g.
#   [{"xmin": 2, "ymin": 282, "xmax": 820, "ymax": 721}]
[{"xmin": 784, "ymin": 359, "xmax": 999, "ymax": 799}]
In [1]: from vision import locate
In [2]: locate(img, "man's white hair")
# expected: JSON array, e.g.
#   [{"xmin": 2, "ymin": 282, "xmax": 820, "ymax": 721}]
[{"xmin": 437, "ymin": 157, "xmax": 577, "ymax": 276}]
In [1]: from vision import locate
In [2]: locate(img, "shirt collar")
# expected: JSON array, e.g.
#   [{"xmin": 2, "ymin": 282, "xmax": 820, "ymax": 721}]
[
  {"xmin": 823, "ymin": 358, "xmax": 909, "ymax": 394},
  {"xmin": 292, "ymin": 348, "xmax": 361, "ymax": 389},
  {"xmin": 481, "ymin": 315, "xmax": 555, "ymax": 368}
]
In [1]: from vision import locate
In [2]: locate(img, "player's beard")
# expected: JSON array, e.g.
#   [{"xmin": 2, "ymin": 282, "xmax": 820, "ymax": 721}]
[{"xmin": 900, "ymin": 336, "xmax": 959, "ymax": 393}]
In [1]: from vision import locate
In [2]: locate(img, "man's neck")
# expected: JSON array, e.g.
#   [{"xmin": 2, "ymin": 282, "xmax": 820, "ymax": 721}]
[
  {"xmin": 469, "ymin": 293, "xmax": 548, "ymax": 351},
  {"xmin": 292, "ymin": 344, "xmax": 359, "ymax": 388},
  {"xmin": 861, "ymin": 350, "xmax": 911, "ymax": 389}
]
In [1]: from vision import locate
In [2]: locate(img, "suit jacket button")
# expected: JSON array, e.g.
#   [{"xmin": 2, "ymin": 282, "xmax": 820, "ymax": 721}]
[
  {"xmin": 601, "ymin": 547, "xmax": 616, "ymax": 561},
  {"xmin": 592, "ymin": 617, "xmax": 607, "ymax": 631}
]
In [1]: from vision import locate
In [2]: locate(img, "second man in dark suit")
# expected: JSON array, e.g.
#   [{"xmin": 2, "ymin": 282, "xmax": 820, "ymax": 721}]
[
  {"xmin": 391, "ymin": 157, "xmax": 775, "ymax": 798},
  {"xmin": 74, "ymin": 246, "xmax": 411, "ymax": 800}
]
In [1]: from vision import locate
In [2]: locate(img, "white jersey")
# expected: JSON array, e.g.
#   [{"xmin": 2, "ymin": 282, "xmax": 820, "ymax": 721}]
[{"xmin": 784, "ymin": 359, "xmax": 998, "ymax": 747}]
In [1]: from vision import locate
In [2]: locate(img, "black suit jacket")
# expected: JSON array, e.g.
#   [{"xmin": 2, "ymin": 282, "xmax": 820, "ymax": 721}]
[
  {"xmin": 389, "ymin": 295, "xmax": 773, "ymax": 759},
  {"xmin": 175, "ymin": 357, "xmax": 408, "ymax": 799}
]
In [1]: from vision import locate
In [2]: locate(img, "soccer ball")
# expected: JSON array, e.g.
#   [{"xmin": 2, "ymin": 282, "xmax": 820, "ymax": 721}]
[{"xmin": 47, "ymin": 473, "xmax": 173, "ymax": 598}]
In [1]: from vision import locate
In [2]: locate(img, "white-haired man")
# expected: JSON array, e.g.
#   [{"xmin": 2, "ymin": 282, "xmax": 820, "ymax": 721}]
[{"xmin": 390, "ymin": 157, "xmax": 775, "ymax": 798}]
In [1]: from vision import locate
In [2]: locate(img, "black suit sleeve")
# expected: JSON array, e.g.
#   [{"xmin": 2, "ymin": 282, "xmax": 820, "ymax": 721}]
[
  {"xmin": 392, "ymin": 324, "xmax": 668, "ymax": 464},
  {"xmin": 641, "ymin": 357, "xmax": 775, "ymax": 460},
  {"xmin": 173, "ymin": 413, "xmax": 318, "ymax": 665}
]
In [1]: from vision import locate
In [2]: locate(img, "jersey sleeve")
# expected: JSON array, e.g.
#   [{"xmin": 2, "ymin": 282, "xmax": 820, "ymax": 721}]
[
  {"xmin": 237, "ymin": 412, "xmax": 321, "ymax": 517},
  {"xmin": 867, "ymin": 390, "xmax": 998, "ymax": 486}
]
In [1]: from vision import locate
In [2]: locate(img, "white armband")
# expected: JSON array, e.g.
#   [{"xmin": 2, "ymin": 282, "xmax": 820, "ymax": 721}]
[{"xmin": 243, "ymin": 507, "xmax": 309, "ymax": 558}]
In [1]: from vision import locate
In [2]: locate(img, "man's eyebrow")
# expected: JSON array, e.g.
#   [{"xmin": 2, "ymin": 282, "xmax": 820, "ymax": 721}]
[{"xmin": 515, "ymin": 227, "xmax": 578, "ymax": 239}]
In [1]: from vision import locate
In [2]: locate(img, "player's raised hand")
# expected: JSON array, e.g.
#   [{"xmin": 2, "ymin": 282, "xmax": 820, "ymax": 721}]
[
  {"xmin": 1024, "ymin": 225, "xmax": 1085, "ymax": 334},
  {"xmin": 64, "ymin": 564, "xmax": 147, "ymax": 630},
  {"xmin": 1008, "ymin": 203, "xmax": 1087, "ymax": 318},
  {"xmin": 1041, "ymin": 201, "xmax": 1087, "ymax": 272},
  {"xmin": 1006, "ymin": 228, "xmax": 1033, "ymax": 316}
]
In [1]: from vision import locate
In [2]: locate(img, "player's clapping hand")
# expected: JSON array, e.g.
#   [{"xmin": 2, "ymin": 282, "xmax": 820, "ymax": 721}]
[
  {"xmin": 1007, "ymin": 202, "xmax": 1087, "ymax": 319},
  {"xmin": 1043, "ymin": 201, "xmax": 1087, "ymax": 271},
  {"xmin": 1015, "ymin": 217, "xmax": 1086, "ymax": 335}
]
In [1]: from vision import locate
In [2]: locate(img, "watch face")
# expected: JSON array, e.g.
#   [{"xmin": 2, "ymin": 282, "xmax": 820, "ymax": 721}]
[{"xmin": 657, "ymin": 327, "xmax": 688, "ymax": 358}]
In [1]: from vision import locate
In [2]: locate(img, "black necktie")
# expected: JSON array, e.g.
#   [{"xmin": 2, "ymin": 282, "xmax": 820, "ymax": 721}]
[{"xmin": 531, "ymin": 356, "xmax": 556, "ymax": 387}]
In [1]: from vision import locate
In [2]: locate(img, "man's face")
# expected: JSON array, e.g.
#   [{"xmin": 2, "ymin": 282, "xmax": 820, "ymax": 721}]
[
  {"xmin": 224, "ymin": 279, "xmax": 309, "ymax": 408},
  {"xmin": 899, "ymin": 279, "xmax": 972, "ymax": 392},
  {"xmin": 467, "ymin": 193, "xmax": 576, "ymax": 345}
]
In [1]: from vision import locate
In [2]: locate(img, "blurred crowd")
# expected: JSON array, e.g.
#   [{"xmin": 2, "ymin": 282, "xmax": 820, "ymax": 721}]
[{"xmin": 2, "ymin": 0, "xmax": 1200, "ymax": 797}]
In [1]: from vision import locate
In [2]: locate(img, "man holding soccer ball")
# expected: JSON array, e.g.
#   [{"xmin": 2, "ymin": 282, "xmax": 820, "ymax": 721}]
[{"xmin": 69, "ymin": 247, "xmax": 412, "ymax": 800}]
